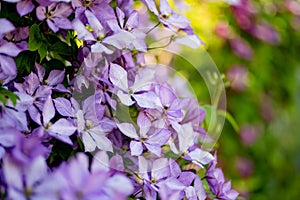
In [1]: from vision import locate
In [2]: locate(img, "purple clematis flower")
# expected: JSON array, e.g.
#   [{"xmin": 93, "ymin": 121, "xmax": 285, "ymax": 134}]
[
  {"xmin": 3, "ymin": 155, "xmax": 60, "ymax": 200},
  {"xmin": 144, "ymin": 0, "xmax": 192, "ymax": 33},
  {"xmin": 0, "ymin": 128, "xmax": 17, "ymax": 159},
  {"xmin": 0, "ymin": 19, "xmax": 15, "ymax": 39},
  {"xmin": 0, "ymin": 40, "xmax": 22, "ymax": 84},
  {"xmin": 33, "ymin": 95, "xmax": 76, "ymax": 144},
  {"xmin": 36, "ymin": 2, "xmax": 73, "ymax": 32},
  {"xmin": 117, "ymin": 111, "xmax": 170, "ymax": 156},
  {"xmin": 109, "ymin": 63, "xmax": 160, "ymax": 108},
  {"xmin": 2, "ymin": 0, "xmax": 35, "ymax": 16},
  {"xmin": 137, "ymin": 157, "xmax": 185, "ymax": 200},
  {"xmin": 206, "ymin": 153, "xmax": 239, "ymax": 200},
  {"xmin": 71, "ymin": 95, "xmax": 115, "ymax": 152},
  {"xmin": 54, "ymin": 152, "xmax": 134, "ymax": 200},
  {"xmin": 178, "ymin": 171, "xmax": 207, "ymax": 200}
]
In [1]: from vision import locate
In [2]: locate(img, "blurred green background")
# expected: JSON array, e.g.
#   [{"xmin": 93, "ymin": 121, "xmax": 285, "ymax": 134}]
[{"xmin": 172, "ymin": 0, "xmax": 300, "ymax": 199}]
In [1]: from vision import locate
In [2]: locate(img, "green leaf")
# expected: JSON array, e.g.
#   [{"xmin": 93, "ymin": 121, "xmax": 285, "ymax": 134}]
[
  {"xmin": 14, "ymin": 50, "xmax": 39, "ymax": 74},
  {"xmin": 49, "ymin": 41, "xmax": 72, "ymax": 56},
  {"xmin": 0, "ymin": 87, "xmax": 19, "ymax": 106},
  {"xmin": 38, "ymin": 43, "xmax": 48, "ymax": 62},
  {"xmin": 28, "ymin": 24, "xmax": 45, "ymax": 51}
]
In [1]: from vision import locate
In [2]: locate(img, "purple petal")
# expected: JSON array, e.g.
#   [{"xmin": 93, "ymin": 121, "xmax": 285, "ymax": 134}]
[
  {"xmin": 0, "ymin": 55, "xmax": 17, "ymax": 84},
  {"xmin": 159, "ymin": 0, "xmax": 172, "ymax": 15},
  {"xmin": 174, "ymin": 34, "xmax": 203, "ymax": 49},
  {"xmin": 144, "ymin": 0, "xmax": 159, "ymax": 15},
  {"xmin": 85, "ymin": 10, "xmax": 104, "ymax": 36},
  {"xmin": 178, "ymin": 123, "xmax": 195, "ymax": 153},
  {"xmin": 147, "ymin": 128, "xmax": 170, "ymax": 146},
  {"xmin": 24, "ymin": 72, "xmax": 40, "ymax": 95},
  {"xmin": 106, "ymin": 174, "xmax": 134, "ymax": 195},
  {"xmin": 53, "ymin": 97, "xmax": 73, "ymax": 117},
  {"xmin": 42, "ymin": 96, "xmax": 55, "ymax": 125},
  {"xmin": 3, "ymin": 157, "xmax": 23, "ymax": 190},
  {"xmin": 144, "ymin": 143, "xmax": 161, "ymax": 156},
  {"xmin": 133, "ymin": 92, "xmax": 161, "ymax": 109},
  {"xmin": 47, "ymin": 70, "xmax": 64, "ymax": 85},
  {"xmin": 137, "ymin": 111, "xmax": 151, "ymax": 137},
  {"xmin": 116, "ymin": 7, "xmax": 125, "ymax": 28},
  {"xmin": 130, "ymin": 141, "xmax": 143, "ymax": 156},
  {"xmin": 186, "ymin": 148, "xmax": 214, "ymax": 166},
  {"xmin": 28, "ymin": 105, "xmax": 42, "ymax": 125},
  {"xmin": 103, "ymin": 30, "xmax": 135, "ymax": 49},
  {"xmin": 16, "ymin": 0, "xmax": 35, "ymax": 16},
  {"xmin": 36, "ymin": 6, "xmax": 46, "ymax": 20},
  {"xmin": 109, "ymin": 63, "xmax": 128, "ymax": 91},
  {"xmin": 91, "ymin": 43, "xmax": 113, "ymax": 54},
  {"xmin": 0, "ymin": 19, "xmax": 15, "ymax": 35},
  {"xmin": 117, "ymin": 123, "xmax": 139, "ymax": 139},
  {"xmin": 125, "ymin": 10, "xmax": 138, "ymax": 29},
  {"xmin": 91, "ymin": 151, "xmax": 109, "ymax": 172},
  {"xmin": 35, "ymin": 63, "xmax": 46, "ymax": 82},
  {"xmin": 81, "ymin": 132, "xmax": 97, "ymax": 152},
  {"xmin": 48, "ymin": 118, "xmax": 76, "ymax": 136},
  {"xmin": 117, "ymin": 90, "xmax": 134, "ymax": 106},
  {"xmin": 90, "ymin": 132, "xmax": 113, "ymax": 152},
  {"xmin": 0, "ymin": 42, "xmax": 22, "ymax": 57},
  {"xmin": 152, "ymin": 158, "xmax": 170, "ymax": 180},
  {"xmin": 178, "ymin": 172, "xmax": 197, "ymax": 186},
  {"xmin": 0, "ymin": 128, "xmax": 16, "ymax": 147},
  {"xmin": 25, "ymin": 156, "xmax": 47, "ymax": 188},
  {"xmin": 72, "ymin": 18, "xmax": 95, "ymax": 41}
]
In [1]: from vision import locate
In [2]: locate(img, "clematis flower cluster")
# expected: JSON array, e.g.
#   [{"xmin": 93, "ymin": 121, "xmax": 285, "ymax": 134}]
[{"xmin": 0, "ymin": 0, "xmax": 238, "ymax": 199}]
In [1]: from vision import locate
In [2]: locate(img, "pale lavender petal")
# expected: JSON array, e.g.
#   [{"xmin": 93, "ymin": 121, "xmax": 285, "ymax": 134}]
[
  {"xmin": 186, "ymin": 148, "xmax": 214, "ymax": 167},
  {"xmin": 178, "ymin": 172, "xmax": 196, "ymax": 186},
  {"xmin": 194, "ymin": 176, "xmax": 207, "ymax": 200},
  {"xmin": 0, "ymin": 42, "xmax": 22, "ymax": 56},
  {"xmin": 52, "ymin": 17, "xmax": 72, "ymax": 30},
  {"xmin": 72, "ymin": 18, "xmax": 95, "ymax": 41},
  {"xmin": 130, "ymin": 141, "xmax": 143, "ymax": 156},
  {"xmin": 0, "ymin": 19, "xmax": 15, "ymax": 35},
  {"xmin": 47, "ymin": 70, "xmax": 64, "ymax": 85},
  {"xmin": 117, "ymin": 123, "xmax": 139, "ymax": 139},
  {"xmin": 117, "ymin": 90, "xmax": 134, "ymax": 106},
  {"xmin": 106, "ymin": 174, "xmax": 134, "ymax": 195},
  {"xmin": 133, "ymin": 68, "xmax": 155, "ymax": 92},
  {"xmin": 174, "ymin": 34, "xmax": 203, "ymax": 49},
  {"xmin": 133, "ymin": 92, "xmax": 161, "ymax": 109},
  {"xmin": 144, "ymin": 0, "xmax": 159, "ymax": 15},
  {"xmin": 0, "ymin": 128, "xmax": 16, "ymax": 147},
  {"xmin": 3, "ymin": 156, "xmax": 23, "ymax": 190},
  {"xmin": 144, "ymin": 143, "xmax": 161, "ymax": 156},
  {"xmin": 137, "ymin": 111, "xmax": 151, "ymax": 137},
  {"xmin": 116, "ymin": 7, "xmax": 125, "ymax": 28},
  {"xmin": 42, "ymin": 96, "xmax": 55, "ymax": 125},
  {"xmin": 47, "ymin": 19, "xmax": 59, "ymax": 32},
  {"xmin": 125, "ymin": 11, "xmax": 138, "ymax": 29},
  {"xmin": 85, "ymin": 10, "xmax": 104, "ymax": 36},
  {"xmin": 91, "ymin": 43, "xmax": 113, "ymax": 54},
  {"xmin": 28, "ymin": 105, "xmax": 42, "ymax": 125},
  {"xmin": 178, "ymin": 123, "xmax": 195, "ymax": 153},
  {"xmin": 35, "ymin": 63, "xmax": 46, "ymax": 82},
  {"xmin": 103, "ymin": 30, "xmax": 135, "ymax": 49},
  {"xmin": 91, "ymin": 151, "xmax": 109, "ymax": 172},
  {"xmin": 81, "ymin": 132, "xmax": 97, "ymax": 152},
  {"xmin": 109, "ymin": 63, "xmax": 128, "ymax": 91},
  {"xmin": 16, "ymin": 0, "xmax": 35, "ymax": 16},
  {"xmin": 159, "ymin": 0, "xmax": 172, "ymax": 15},
  {"xmin": 25, "ymin": 156, "xmax": 47, "ymax": 188},
  {"xmin": 53, "ymin": 98, "xmax": 73, "ymax": 117},
  {"xmin": 147, "ymin": 128, "xmax": 170, "ymax": 146},
  {"xmin": 90, "ymin": 132, "xmax": 113, "ymax": 152},
  {"xmin": 0, "ymin": 55, "xmax": 17, "ymax": 84},
  {"xmin": 48, "ymin": 118, "xmax": 76, "ymax": 135},
  {"xmin": 152, "ymin": 158, "xmax": 170, "ymax": 180},
  {"xmin": 25, "ymin": 72, "xmax": 40, "ymax": 95},
  {"xmin": 36, "ymin": 6, "xmax": 46, "ymax": 20}
]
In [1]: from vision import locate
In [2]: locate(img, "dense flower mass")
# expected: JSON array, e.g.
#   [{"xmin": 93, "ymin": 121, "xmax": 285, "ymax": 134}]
[{"xmin": 0, "ymin": 0, "xmax": 238, "ymax": 199}]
